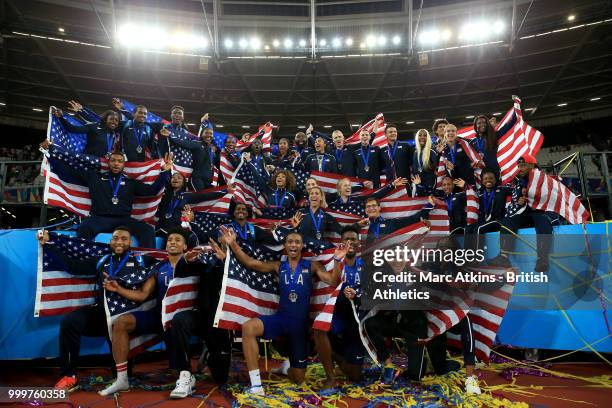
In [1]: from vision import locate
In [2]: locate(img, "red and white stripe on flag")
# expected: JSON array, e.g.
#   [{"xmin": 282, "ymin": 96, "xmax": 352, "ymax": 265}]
[
  {"xmin": 344, "ymin": 113, "xmax": 386, "ymax": 147},
  {"xmin": 235, "ymin": 122, "xmax": 274, "ymax": 152},
  {"xmin": 161, "ymin": 276, "xmax": 200, "ymax": 330},
  {"xmin": 310, "ymin": 171, "xmax": 368, "ymax": 195},
  {"xmin": 219, "ymin": 151, "xmax": 236, "ymax": 183},
  {"xmin": 45, "ymin": 159, "xmax": 164, "ymax": 223},
  {"xmin": 465, "ymin": 186, "xmax": 479, "ymax": 225},
  {"xmin": 446, "ymin": 266, "xmax": 515, "ymax": 362},
  {"xmin": 527, "ymin": 169, "xmax": 589, "ymax": 224},
  {"xmin": 497, "ymin": 96, "xmax": 544, "ymax": 185},
  {"xmin": 189, "ymin": 186, "xmax": 233, "ymax": 214}
]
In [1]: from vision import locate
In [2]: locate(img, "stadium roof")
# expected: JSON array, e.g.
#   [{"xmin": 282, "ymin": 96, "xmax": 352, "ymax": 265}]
[{"xmin": 1, "ymin": 0, "xmax": 611, "ymax": 136}]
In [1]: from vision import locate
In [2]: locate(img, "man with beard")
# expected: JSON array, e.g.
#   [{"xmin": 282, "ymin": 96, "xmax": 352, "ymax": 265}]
[
  {"xmin": 111, "ymin": 100, "xmax": 164, "ymax": 162},
  {"xmin": 37, "ymin": 227, "xmax": 157, "ymax": 391},
  {"xmin": 38, "ymin": 145, "xmax": 172, "ymax": 248},
  {"xmin": 293, "ymin": 131, "xmax": 315, "ymax": 160},
  {"xmin": 314, "ymin": 225, "xmax": 366, "ymax": 388},
  {"xmin": 218, "ymin": 228, "xmax": 342, "ymax": 394}
]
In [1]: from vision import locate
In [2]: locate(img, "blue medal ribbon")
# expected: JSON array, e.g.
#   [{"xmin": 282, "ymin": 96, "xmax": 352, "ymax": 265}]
[
  {"xmin": 334, "ymin": 148, "xmax": 344, "ymax": 164},
  {"xmin": 446, "ymin": 193, "xmax": 454, "ymax": 214},
  {"xmin": 448, "ymin": 144, "xmax": 457, "ymax": 164},
  {"xmin": 360, "ymin": 147, "xmax": 371, "ymax": 169},
  {"xmin": 285, "ymin": 259, "xmax": 303, "ymax": 293},
  {"xmin": 373, "ymin": 217, "xmax": 383, "ymax": 239},
  {"xmin": 108, "ymin": 175, "xmax": 123, "ymax": 200},
  {"xmin": 233, "ymin": 221, "xmax": 249, "ymax": 240},
  {"xmin": 274, "ymin": 189, "xmax": 286, "ymax": 208},
  {"xmin": 388, "ymin": 142, "xmax": 399, "ymax": 161},
  {"xmin": 134, "ymin": 125, "xmax": 145, "ymax": 150},
  {"xmin": 483, "ymin": 190, "xmax": 495, "ymax": 218},
  {"xmin": 106, "ymin": 132, "xmax": 115, "ymax": 155},
  {"xmin": 309, "ymin": 208, "xmax": 323, "ymax": 237},
  {"xmin": 166, "ymin": 195, "xmax": 182, "ymax": 217},
  {"xmin": 475, "ymin": 137, "xmax": 485, "ymax": 153},
  {"xmin": 108, "ymin": 252, "xmax": 131, "ymax": 278}
]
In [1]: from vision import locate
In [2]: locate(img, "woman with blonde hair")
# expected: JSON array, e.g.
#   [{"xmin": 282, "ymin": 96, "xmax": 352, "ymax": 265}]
[
  {"xmin": 411, "ymin": 129, "xmax": 439, "ymax": 191},
  {"xmin": 291, "ymin": 186, "xmax": 340, "ymax": 241}
]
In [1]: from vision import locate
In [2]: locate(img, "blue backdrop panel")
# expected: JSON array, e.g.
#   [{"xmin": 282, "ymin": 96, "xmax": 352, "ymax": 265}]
[{"xmin": 0, "ymin": 224, "xmax": 610, "ymax": 359}]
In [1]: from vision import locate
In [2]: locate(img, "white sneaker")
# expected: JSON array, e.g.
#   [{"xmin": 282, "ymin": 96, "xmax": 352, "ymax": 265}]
[
  {"xmin": 271, "ymin": 359, "xmax": 290, "ymax": 375},
  {"xmin": 247, "ymin": 385, "xmax": 265, "ymax": 395},
  {"xmin": 465, "ymin": 375, "xmax": 481, "ymax": 394},
  {"xmin": 170, "ymin": 371, "xmax": 196, "ymax": 399},
  {"xmin": 98, "ymin": 378, "xmax": 129, "ymax": 396}
]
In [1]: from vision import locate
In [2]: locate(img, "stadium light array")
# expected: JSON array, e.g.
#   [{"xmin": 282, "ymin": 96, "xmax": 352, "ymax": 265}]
[
  {"xmin": 590, "ymin": 97, "xmax": 601, "ymax": 101},
  {"xmin": 117, "ymin": 24, "xmax": 208, "ymax": 50}
]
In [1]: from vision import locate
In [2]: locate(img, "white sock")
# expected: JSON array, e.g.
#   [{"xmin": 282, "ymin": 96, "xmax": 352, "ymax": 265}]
[
  {"xmin": 98, "ymin": 362, "xmax": 129, "ymax": 396},
  {"xmin": 248, "ymin": 369, "xmax": 262, "ymax": 388}
]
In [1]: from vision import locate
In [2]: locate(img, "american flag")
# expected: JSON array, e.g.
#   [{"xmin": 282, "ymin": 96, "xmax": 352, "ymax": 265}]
[
  {"xmin": 235, "ymin": 122, "xmax": 274, "ymax": 152},
  {"xmin": 213, "ymin": 242, "xmax": 340, "ymax": 331},
  {"xmin": 219, "ymin": 151, "xmax": 236, "ymax": 184},
  {"xmin": 465, "ymin": 185, "xmax": 479, "ymax": 225},
  {"xmin": 527, "ymin": 169, "xmax": 589, "ymax": 224},
  {"xmin": 278, "ymin": 161, "xmax": 309, "ymax": 193},
  {"xmin": 119, "ymin": 99, "xmax": 167, "ymax": 124},
  {"xmin": 35, "ymin": 233, "xmax": 200, "ymax": 356},
  {"xmin": 42, "ymin": 146, "xmax": 165, "ymax": 222},
  {"xmin": 344, "ymin": 113, "xmax": 387, "ymax": 148},
  {"xmin": 188, "ymin": 186, "xmax": 233, "ymax": 214},
  {"xmin": 310, "ymin": 171, "xmax": 368, "ymax": 195},
  {"xmin": 356, "ymin": 264, "xmax": 514, "ymax": 365},
  {"xmin": 190, "ymin": 213, "xmax": 230, "ymax": 238},
  {"xmin": 161, "ymin": 275, "xmax": 200, "ymax": 330},
  {"xmin": 445, "ymin": 266, "xmax": 516, "ymax": 363},
  {"xmin": 34, "ymin": 233, "xmax": 105, "ymax": 317},
  {"xmin": 230, "ymin": 160, "xmax": 267, "ymax": 208},
  {"xmin": 47, "ymin": 108, "xmax": 88, "ymax": 153},
  {"xmin": 103, "ymin": 265, "xmax": 160, "ymax": 357},
  {"xmin": 497, "ymin": 97, "xmax": 544, "ymax": 184}
]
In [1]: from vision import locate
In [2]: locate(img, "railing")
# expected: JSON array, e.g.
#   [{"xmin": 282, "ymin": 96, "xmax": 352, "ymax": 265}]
[
  {"xmin": 548, "ymin": 151, "xmax": 612, "ymax": 217},
  {"xmin": 0, "ymin": 160, "xmax": 44, "ymax": 205}
]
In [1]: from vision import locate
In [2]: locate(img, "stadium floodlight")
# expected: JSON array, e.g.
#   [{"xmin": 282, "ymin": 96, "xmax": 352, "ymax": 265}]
[
  {"xmin": 378, "ymin": 36, "xmax": 387, "ymax": 46},
  {"xmin": 117, "ymin": 24, "xmax": 141, "ymax": 47},
  {"xmin": 58, "ymin": 27, "xmax": 65, "ymax": 33},
  {"xmin": 32, "ymin": 108, "xmax": 43, "ymax": 112},
  {"xmin": 239, "ymin": 38, "xmax": 248, "ymax": 49},
  {"xmin": 224, "ymin": 39, "xmax": 233, "ymax": 48},
  {"xmin": 366, "ymin": 35, "xmax": 377, "ymax": 47},
  {"xmin": 250, "ymin": 37, "xmax": 261, "ymax": 50},
  {"xmin": 557, "ymin": 103, "xmax": 567, "ymax": 107},
  {"xmin": 460, "ymin": 21, "xmax": 490, "ymax": 41},
  {"xmin": 241, "ymin": 125, "xmax": 251, "ymax": 129},
  {"xmin": 264, "ymin": 45, "xmax": 270, "ymax": 50},
  {"xmin": 567, "ymin": 14, "xmax": 576, "ymax": 22},
  {"xmin": 216, "ymin": 125, "xmax": 224, "ymax": 128},
  {"xmin": 346, "ymin": 37, "xmax": 354, "ymax": 46},
  {"xmin": 273, "ymin": 39, "xmax": 280, "ymax": 47},
  {"xmin": 285, "ymin": 38, "xmax": 294, "ymax": 48},
  {"xmin": 441, "ymin": 29, "xmax": 452, "ymax": 40},
  {"xmin": 466, "ymin": 115, "xmax": 475, "ymax": 119},
  {"xmin": 492, "ymin": 112, "xmax": 501, "ymax": 115},
  {"xmin": 332, "ymin": 37, "xmax": 341, "ymax": 47},
  {"xmin": 590, "ymin": 97, "xmax": 601, "ymax": 101},
  {"xmin": 392, "ymin": 35, "xmax": 401, "ymax": 45},
  {"xmin": 298, "ymin": 39, "xmax": 306, "ymax": 47},
  {"xmin": 419, "ymin": 29, "xmax": 440, "ymax": 44},
  {"xmin": 351, "ymin": 124, "xmax": 360, "ymax": 127},
  {"xmin": 319, "ymin": 38, "xmax": 327, "ymax": 46},
  {"xmin": 172, "ymin": 32, "xmax": 207, "ymax": 50},
  {"xmin": 493, "ymin": 20, "xmax": 504, "ymax": 34},
  {"xmin": 405, "ymin": 121, "xmax": 415, "ymax": 124},
  {"xmin": 360, "ymin": 42, "xmax": 366, "ymax": 49},
  {"xmin": 323, "ymin": 125, "xmax": 332, "ymax": 128}
]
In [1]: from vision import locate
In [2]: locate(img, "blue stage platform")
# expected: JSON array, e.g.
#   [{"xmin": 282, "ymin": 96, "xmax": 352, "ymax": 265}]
[{"xmin": 0, "ymin": 224, "xmax": 610, "ymax": 359}]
